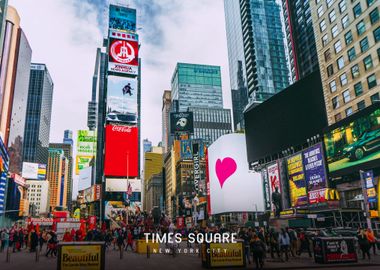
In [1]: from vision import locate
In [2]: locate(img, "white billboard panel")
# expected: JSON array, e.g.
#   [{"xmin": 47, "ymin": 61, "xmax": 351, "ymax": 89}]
[{"xmin": 105, "ymin": 178, "xmax": 141, "ymax": 192}]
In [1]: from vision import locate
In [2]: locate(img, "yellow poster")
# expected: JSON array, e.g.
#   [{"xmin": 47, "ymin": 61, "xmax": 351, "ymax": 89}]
[
  {"xmin": 60, "ymin": 245, "xmax": 102, "ymax": 270},
  {"xmin": 209, "ymin": 242, "xmax": 244, "ymax": 267}
]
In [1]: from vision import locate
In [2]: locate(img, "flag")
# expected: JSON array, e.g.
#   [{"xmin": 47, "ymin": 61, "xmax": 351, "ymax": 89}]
[{"xmin": 127, "ymin": 182, "xmax": 132, "ymax": 196}]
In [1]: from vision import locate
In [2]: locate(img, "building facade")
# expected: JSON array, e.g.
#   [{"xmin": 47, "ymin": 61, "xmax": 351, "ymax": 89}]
[
  {"xmin": 162, "ymin": 90, "xmax": 171, "ymax": 153},
  {"xmin": 281, "ymin": 0, "xmax": 319, "ymax": 81},
  {"xmin": 23, "ymin": 63, "xmax": 54, "ymax": 165},
  {"xmin": 143, "ymin": 146, "xmax": 163, "ymax": 210},
  {"xmin": 47, "ymin": 149, "xmax": 68, "ymax": 210},
  {"xmin": 239, "ymin": 0, "xmax": 290, "ymax": 102},
  {"xmin": 63, "ymin": 130, "xmax": 73, "ymax": 146},
  {"xmin": 143, "ymin": 138, "xmax": 152, "ymax": 153},
  {"xmin": 26, "ymin": 180, "xmax": 49, "ymax": 216},
  {"xmin": 310, "ymin": 0, "xmax": 380, "ymax": 125},
  {"xmin": 145, "ymin": 173, "xmax": 163, "ymax": 213}
]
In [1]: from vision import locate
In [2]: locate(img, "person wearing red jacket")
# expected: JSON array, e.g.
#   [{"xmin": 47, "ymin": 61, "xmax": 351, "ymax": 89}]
[
  {"xmin": 125, "ymin": 229, "xmax": 134, "ymax": 251},
  {"xmin": 62, "ymin": 230, "xmax": 73, "ymax": 242}
]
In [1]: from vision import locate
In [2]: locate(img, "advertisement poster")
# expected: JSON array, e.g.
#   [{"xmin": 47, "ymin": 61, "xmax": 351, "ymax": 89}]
[
  {"xmin": 261, "ymin": 168, "xmax": 271, "ymax": 211},
  {"xmin": 109, "ymin": 4, "xmax": 136, "ymax": 32},
  {"xmin": 104, "ymin": 201, "xmax": 126, "ymax": 223},
  {"xmin": 303, "ymin": 144, "xmax": 328, "ymax": 204},
  {"xmin": 108, "ymin": 30, "xmax": 139, "ymax": 76},
  {"xmin": 361, "ymin": 170, "xmax": 377, "ymax": 203},
  {"xmin": 106, "ymin": 76, "xmax": 137, "ymax": 124},
  {"xmin": 21, "ymin": 162, "xmax": 46, "ymax": 180},
  {"xmin": 105, "ymin": 178, "xmax": 141, "ymax": 192},
  {"xmin": 170, "ymin": 112, "xmax": 194, "ymax": 134},
  {"xmin": 287, "ymin": 153, "xmax": 307, "ymax": 207},
  {"xmin": 58, "ymin": 244, "xmax": 104, "ymax": 270},
  {"xmin": 209, "ymin": 243, "xmax": 244, "ymax": 267},
  {"xmin": 321, "ymin": 238, "xmax": 357, "ymax": 263},
  {"xmin": 75, "ymin": 156, "xmax": 93, "ymax": 175},
  {"xmin": 324, "ymin": 108, "xmax": 380, "ymax": 175},
  {"xmin": 77, "ymin": 130, "xmax": 97, "ymax": 156},
  {"xmin": 180, "ymin": 139, "xmax": 205, "ymax": 159},
  {"xmin": 267, "ymin": 162, "xmax": 281, "ymax": 194},
  {"xmin": 104, "ymin": 125, "xmax": 138, "ymax": 177},
  {"xmin": 193, "ymin": 142, "xmax": 200, "ymax": 193}
]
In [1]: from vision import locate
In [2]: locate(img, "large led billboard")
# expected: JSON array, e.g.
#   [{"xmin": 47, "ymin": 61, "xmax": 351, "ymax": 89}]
[
  {"xmin": 108, "ymin": 30, "xmax": 139, "ymax": 76},
  {"xmin": 77, "ymin": 130, "xmax": 97, "ymax": 156},
  {"xmin": 105, "ymin": 178, "xmax": 141, "ymax": 192},
  {"xmin": 170, "ymin": 112, "xmax": 194, "ymax": 134},
  {"xmin": 287, "ymin": 153, "xmax": 307, "ymax": 207},
  {"xmin": 324, "ymin": 105, "xmax": 380, "ymax": 176},
  {"xmin": 104, "ymin": 125, "xmax": 138, "ymax": 177},
  {"xmin": 106, "ymin": 76, "xmax": 137, "ymax": 124},
  {"xmin": 109, "ymin": 4, "xmax": 136, "ymax": 32}
]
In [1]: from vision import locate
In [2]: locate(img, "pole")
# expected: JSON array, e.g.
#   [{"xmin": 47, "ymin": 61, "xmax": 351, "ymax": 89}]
[{"xmin": 359, "ymin": 170, "xmax": 372, "ymax": 230}]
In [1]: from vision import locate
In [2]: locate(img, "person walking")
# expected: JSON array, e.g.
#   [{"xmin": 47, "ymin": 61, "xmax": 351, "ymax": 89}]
[
  {"xmin": 287, "ymin": 227, "xmax": 297, "ymax": 257},
  {"xmin": 46, "ymin": 231, "xmax": 58, "ymax": 257},
  {"xmin": 251, "ymin": 234, "xmax": 266, "ymax": 269},
  {"xmin": 358, "ymin": 229, "xmax": 371, "ymax": 260},
  {"xmin": 279, "ymin": 228, "xmax": 291, "ymax": 262},
  {"xmin": 125, "ymin": 229, "xmax": 134, "ymax": 251},
  {"xmin": 297, "ymin": 229, "xmax": 312, "ymax": 257},
  {"xmin": 30, "ymin": 229, "xmax": 38, "ymax": 252},
  {"xmin": 240, "ymin": 228, "xmax": 252, "ymax": 264},
  {"xmin": 366, "ymin": 228, "xmax": 377, "ymax": 255},
  {"xmin": 269, "ymin": 228, "xmax": 280, "ymax": 259},
  {"xmin": 1, "ymin": 229, "xmax": 9, "ymax": 252}
]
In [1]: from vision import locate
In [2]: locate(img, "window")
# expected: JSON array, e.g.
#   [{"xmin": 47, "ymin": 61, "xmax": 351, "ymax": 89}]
[
  {"xmin": 374, "ymin": 27, "xmax": 380, "ymax": 42},
  {"xmin": 353, "ymin": 3, "xmax": 362, "ymax": 18},
  {"xmin": 335, "ymin": 113, "xmax": 342, "ymax": 122},
  {"xmin": 370, "ymin": 8, "xmax": 379, "ymax": 24},
  {"xmin": 318, "ymin": 6, "xmax": 325, "ymax": 18},
  {"xmin": 367, "ymin": 73, "xmax": 377, "ymax": 89},
  {"xmin": 320, "ymin": 20, "xmax": 327, "ymax": 32},
  {"xmin": 339, "ymin": 0, "xmax": 346, "ymax": 13},
  {"xmin": 322, "ymin": 34, "xmax": 329, "ymax": 46},
  {"xmin": 332, "ymin": 96, "xmax": 340, "ymax": 109},
  {"xmin": 363, "ymin": 55, "xmax": 373, "ymax": 70},
  {"xmin": 343, "ymin": 89, "xmax": 351, "ymax": 103},
  {"xmin": 357, "ymin": 100, "xmax": 366, "ymax": 110},
  {"xmin": 345, "ymin": 107, "xmax": 353, "ymax": 116},
  {"xmin": 337, "ymin": 56, "xmax": 345, "ymax": 69},
  {"xmin": 367, "ymin": 0, "xmax": 375, "ymax": 7},
  {"xmin": 330, "ymin": 80, "xmax": 337, "ymax": 92},
  {"xmin": 354, "ymin": 82, "xmax": 363, "ymax": 96},
  {"xmin": 347, "ymin": 47, "xmax": 356, "ymax": 61},
  {"xmin": 371, "ymin": 93, "xmax": 380, "ymax": 104},
  {"xmin": 329, "ymin": 10, "xmax": 336, "ymax": 22},
  {"xmin": 324, "ymin": 49, "xmax": 331, "ymax": 61},
  {"xmin": 327, "ymin": 64, "xmax": 334, "ymax": 77},
  {"xmin": 351, "ymin": 64, "xmax": 360, "ymax": 78},
  {"xmin": 356, "ymin": 20, "xmax": 366, "ymax": 36},
  {"xmin": 340, "ymin": 73, "xmax": 348, "ymax": 85},
  {"xmin": 360, "ymin": 37, "xmax": 369, "ymax": 52},
  {"xmin": 345, "ymin": 31, "xmax": 353, "ymax": 45},
  {"xmin": 341, "ymin": 14, "xmax": 350, "ymax": 28},
  {"xmin": 332, "ymin": 24, "xmax": 339, "ymax": 38},
  {"xmin": 334, "ymin": 40, "xmax": 342, "ymax": 53},
  {"xmin": 327, "ymin": 0, "xmax": 334, "ymax": 8}
]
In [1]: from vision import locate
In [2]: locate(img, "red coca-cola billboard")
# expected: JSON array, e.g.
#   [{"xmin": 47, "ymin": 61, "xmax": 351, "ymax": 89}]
[{"xmin": 104, "ymin": 125, "xmax": 138, "ymax": 177}]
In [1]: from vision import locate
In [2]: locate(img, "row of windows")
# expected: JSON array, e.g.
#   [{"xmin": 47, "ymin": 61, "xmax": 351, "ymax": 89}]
[{"xmin": 334, "ymin": 92, "xmax": 379, "ymax": 121}]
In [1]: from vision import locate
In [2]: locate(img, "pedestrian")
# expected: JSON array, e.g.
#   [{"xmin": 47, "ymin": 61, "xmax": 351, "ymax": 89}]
[
  {"xmin": 269, "ymin": 228, "xmax": 280, "ymax": 259},
  {"xmin": 240, "ymin": 228, "xmax": 252, "ymax": 264},
  {"xmin": 117, "ymin": 229, "xmax": 124, "ymax": 251},
  {"xmin": 46, "ymin": 231, "xmax": 58, "ymax": 257},
  {"xmin": 297, "ymin": 229, "xmax": 312, "ymax": 257},
  {"xmin": 63, "ymin": 230, "xmax": 73, "ymax": 242},
  {"xmin": 287, "ymin": 227, "xmax": 297, "ymax": 257},
  {"xmin": 125, "ymin": 229, "xmax": 134, "ymax": 251},
  {"xmin": 366, "ymin": 228, "xmax": 377, "ymax": 255},
  {"xmin": 1, "ymin": 229, "xmax": 9, "ymax": 252},
  {"xmin": 251, "ymin": 234, "xmax": 265, "ymax": 269},
  {"xmin": 358, "ymin": 229, "xmax": 371, "ymax": 260},
  {"xmin": 279, "ymin": 228, "xmax": 290, "ymax": 262},
  {"xmin": 30, "ymin": 229, "xmax": 38, "ymax": 252}
]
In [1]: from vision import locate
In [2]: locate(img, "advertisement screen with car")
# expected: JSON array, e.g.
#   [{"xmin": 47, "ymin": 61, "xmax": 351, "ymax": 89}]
[{"xmin": 324, "ymin": 106, "xmax": 380, "ymax": 176}]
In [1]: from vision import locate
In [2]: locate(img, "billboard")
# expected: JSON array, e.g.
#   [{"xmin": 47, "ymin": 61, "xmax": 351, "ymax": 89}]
[
  {"xmin": 324, "ymin": 106, "xmax": 380, "ymax": 176},
  {"xmin": 287, "ymin": 153, "xmax": 307, "ymax": 207},
  {"xmin": 21, "ymin": 162, "xmax": 46, "ymax": 180},
  {"xmin": 106, "ymin": 76, "xmax": 137, "ymax": 124},
  {"xmin": 78, "ymin": 166, "xmax": 92, "ymax": 191},
  {"xmin": 180, "ymin": 139, "xmax": 206, "ymax": 159},
  {"xmin": 75, "ymin": 156, "xmax": 93, "ymax": 175},
  {"xmin": 109, "ymin": 4, "xmax": 136, "ymax": 32},
  {"xmin": 361, "ymin": 170, "xmax": 377, "ymax": 203},
  {"xmin": 108, "ymin": 30, "xmax": 139, "ymax": 76},
  {"xmin": 58, "ymin": 243, "xmax": 105, "ymax": 270},
  {"xmin": 77, "ymin": 130, "xmax": 97, "ymax": 156},
  {"xmin": 207, "ymin": 134, "xmax": 264, "ymax": 214},
  {"xmin": 104, "ymin": 125, "xmax": 138, "ymax": 177},
  {"xmin": 302, "ymin": 144, "xmax": 328, "ymax": 205},
  {"xmin": 105, "ymin": 178, "xmax": 141, "ymax": 192},
  {"xmin": 170, "ymin": 112, "xmax": 194, "ymax": 134}
]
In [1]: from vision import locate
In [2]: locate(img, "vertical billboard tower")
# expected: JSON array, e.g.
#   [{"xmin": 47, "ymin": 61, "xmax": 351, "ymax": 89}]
[{"xmin": 101, "ymin": 4, "xmax": 141, "ymax": 224}]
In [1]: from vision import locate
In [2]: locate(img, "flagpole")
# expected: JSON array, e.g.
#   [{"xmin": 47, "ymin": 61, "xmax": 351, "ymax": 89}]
[{"xmin": 126, "ymin": 152, "xmax": 129, "ymax": 226}]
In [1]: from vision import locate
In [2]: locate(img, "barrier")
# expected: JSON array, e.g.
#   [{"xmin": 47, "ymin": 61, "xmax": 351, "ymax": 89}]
[{"xmin": 135, "ymin": 240, "xmax": 159, "ymax": 254}]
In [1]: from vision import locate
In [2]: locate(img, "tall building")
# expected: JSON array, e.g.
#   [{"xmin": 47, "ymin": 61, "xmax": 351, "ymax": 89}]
[
  {"xmin": 188, "ymin": 107, "xmax": 232, "ymax": 146},
  {"xmin": 63, "ymin": 130, "xmax": 73, "ymax": 146},
  {"xmin": 310, "ymin": 0, "xmax": 380, "ymax": 125},
  {"xmin": 145, "ymin": 172, "xmax": 163, "ymax": 213},
  {"xmin": 171, "ymin": 63, "xmax": 223, "ymax": 111},
  {"xmin": 143, "ymin": 146, "xmax": 163, "ymax": 210},
  {"xmin": 224, "ymin": 1, "xmax": 249, "ymax": 129},
  {"xmin": 162, "ymin": 90, "xmax": 171, "ymax": 153},
  {"xmin": 26, "ymin": 180, "xmax": 49, "ymax": 216},
  {"xmin": 23, "ymin": 63, "xmax": 54, "ymax": 165},
  {"xmin": 239, "ymin": 0, "xmax": 290, "ymax": 102},
  {"xmin": 49, "ymin": 143, "xmax": 73, "ymax": 210},
  {"xmin": 88, "ymin": 48, "xmax": 100, "ymax": 131},
  {"xmin": 47, "ymin": 148, "xmax": 68, "ymax": 210},
  {"xmin": 281, "ymin": 0, "xmax": 319, "ymax": 82}
]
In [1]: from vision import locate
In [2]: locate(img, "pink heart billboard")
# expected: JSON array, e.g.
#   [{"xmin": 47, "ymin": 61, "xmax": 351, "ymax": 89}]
[{"xmin": 215, "ymin": 157, "xmax": 237, "ymax": 188}]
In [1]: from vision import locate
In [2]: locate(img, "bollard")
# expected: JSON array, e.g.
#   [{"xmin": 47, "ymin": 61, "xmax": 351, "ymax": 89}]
[
  {"xmin": 147, "ymin": 245, "xmax": 150, "ymax": 259},
  {"xmin": 6, "ymin": 247, "xmax": 10, "ymax": 263},
  {"xmin": 35, "ymin": 248, "xmax": 39, "ymax": 262},
  {"xmin": 119, "ymin": 246, "xmax": 123, "ymax": 260}
]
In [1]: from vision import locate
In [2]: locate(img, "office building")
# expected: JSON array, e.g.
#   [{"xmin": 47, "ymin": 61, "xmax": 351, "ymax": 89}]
[
  {"xmin": 145, "ymin": 172, "xmax": 163, "ymax": 213},
  {"xmin": 239, "ymin": 0, "xmax": 290, "ymax": 102},
  {"xmin": 162, "ymin": 90, "xmax": 171, "ymax": 153},
  {"xmin": 231, "ymin": 61, "xmax": 248, "ymax": 130},
  {"xmin": 26, "ymin": 180, "xmax": 49, "ymax": 216},
  {"xmin": 310, "ymin": 0, "xmax": 380, "ymax": 125},
  {"xmin": 171, "ymin": 63, "xmax": 223, "ymax": 111},
  {"xmin": 47, "ymin": 148, "xmax": 68, "ymax": 210},
  {"xmin": 63, "ymin": 130, "xmax": 73, "ymax": 146},
  {"xmin": 143, "ymin": 146, "xmax": 163, "ymax": 210},
  {"xmin": 23, "ymin": 63, "xmax": 54, "ymax": 165},
  {"xmin": 88, "ymin": 48, "xmax": 101, "ymax": 131},
  {"xmin": 164, "ymin": 140, "xmax": 180, "ymax": 219},
  {"xmin": 281, "ymin": 0, "xmax": 319, "ymax": 81},
  {"xmin": 49, "ymin": 143, "xmax": 73, "ymax": 210}
]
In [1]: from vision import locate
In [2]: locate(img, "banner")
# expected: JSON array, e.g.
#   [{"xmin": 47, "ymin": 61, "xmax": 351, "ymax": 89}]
[
  {"xmin": 287, "ymin": 153, "xmax": 307, "ymax": 207},
  {"xmin": 261, "ymin": 168, "xmax": 271, "ymax": 211},
  {"xmin": 361, "ymin": 170, "xmax": 377, "ymax": 203},
  {"xmin": 170, "ymin": 112, "xmax": 194, "ymax": 134},
  {"xmin": 105, "ymin": 178, "xmax": 141, "ymax": 192},
  {"xmin": 109, "ymin": 4, "xmax": 136, "ymax": 32},
  {"xmin": 193, "ymin": 142, "xmax": 200, "ymax": 193},
  {"xmin": 22, "ymin": 162, "xmax": 46, "ymax": 180},
  {"xmin": 209, "ymin": 242, "xmax": 244, "ymax": 267},
  {"xmin": 77, "ymin": 130, "xmax": 97, "ymax": 156},
  {"xmin": 303, "ymin": 144, "xmax": 328, "ymax": 204},
  {"xmin": 58, "ymin": 243, "xmax": 104, "ymax": 270},
  {"xmin": 75, "ymin": 156, "xmax": 93, "ymax": 175}
]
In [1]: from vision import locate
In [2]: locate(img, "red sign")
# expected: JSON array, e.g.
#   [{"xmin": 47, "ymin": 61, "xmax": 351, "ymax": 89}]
[
  {"xmin": 104, "ymin": 125, "xmax": 138, "ymax": 177},
  {"xmin": 176, "ymin": 217, "xmax": 184, "ymax": 229},
  {"xmin": 109, "ymin": 38, "xmax": 138, "ymax": 66}
]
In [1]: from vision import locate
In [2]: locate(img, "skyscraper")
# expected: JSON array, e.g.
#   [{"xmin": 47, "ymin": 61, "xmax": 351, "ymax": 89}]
[
  {"xmin": 47, "ymin": 148, "xmax": 68, "ymax": 210},
  {"xmin": 88, "ymin": 48, "xmax": 100, "ymax": 131},
  {"xmin": 63, "ymin": 130, "xmax": 73, "ymax": 146},
  {"xmin": 23, "ymin": 63, "xmax": 54, "ymax": 165},
  {"xmin": 281, "ymin": 0, "xmax": 319, "ymax": 82},
  {"xmin": 162, "ymin": 90, "xmax": 171, "ymax": 153},
  {"xmin": 239, "ymin": 0, "xmax": 290, "ymax": 102}
]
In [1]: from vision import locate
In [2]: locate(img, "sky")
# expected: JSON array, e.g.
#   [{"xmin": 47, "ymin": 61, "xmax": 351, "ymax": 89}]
[{"xmin": 8, "ymin": 0, "xmax": 232, "ymax": 196}]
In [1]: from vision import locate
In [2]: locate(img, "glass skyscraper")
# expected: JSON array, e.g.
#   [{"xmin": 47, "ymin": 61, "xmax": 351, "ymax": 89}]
[
  {"xmin": 239, "ymin": 0, "xmax": 290, "ymax": 102},
  {"xmin": 23, "ymin": 63, "xmax": 54, "ymax": 165}
]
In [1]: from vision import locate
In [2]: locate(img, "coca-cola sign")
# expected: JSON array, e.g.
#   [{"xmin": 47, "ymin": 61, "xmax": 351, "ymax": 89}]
[{"xmin": 112, "ymin": 125, "xmax": 132, "ymax": 132}]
